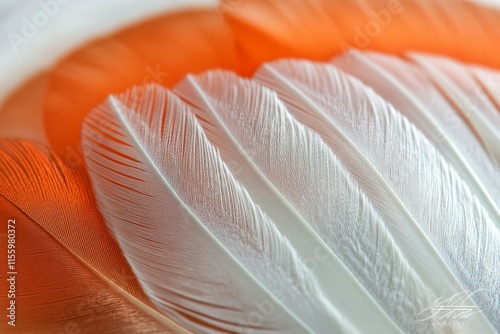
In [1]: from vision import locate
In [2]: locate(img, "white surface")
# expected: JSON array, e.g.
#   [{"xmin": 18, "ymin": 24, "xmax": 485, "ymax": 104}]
[{"xmin": 0, "ymin": 0, "xmax": 215, "ymax": 105}]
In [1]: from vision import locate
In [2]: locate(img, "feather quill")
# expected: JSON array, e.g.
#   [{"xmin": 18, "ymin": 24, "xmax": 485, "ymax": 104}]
[
  {"xmin": 0, "ymin": 140, "xmax": 183, "ymax": 333},
  {"xmin": 332, "ymin": 50, "xmax": 500, "ymax": 226},
  {"xmin": 254, "ymin": 60, "xmax": 500, "ymax": 332},
  {"xmin": 81, "ymin": 84, "xmax": 355, "ymax": 334},
  {"xmin": 175, "ymin": 71, "xmax": 443, "ymax": 333}
]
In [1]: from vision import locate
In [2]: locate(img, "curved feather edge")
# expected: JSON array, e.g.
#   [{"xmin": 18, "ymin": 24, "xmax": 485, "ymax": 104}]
[
  {"xmin": 81, "ymin": 84, "xmax": 358, "ymax": 334},
  {"xmin": 254, "ymin": 59, "xmax": 499, "ymax": 332},
  {"xmin": 0, "ymin": 139, "xmax": 186, "ymax": 333}
]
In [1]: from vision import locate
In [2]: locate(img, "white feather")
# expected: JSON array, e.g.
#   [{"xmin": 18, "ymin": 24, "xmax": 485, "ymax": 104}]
[
  {"xmin": 254, "ymin": 59, "xmax": 499, "ymax": 332},
  {"xmin": 332, "ymin": 50, "xmax": 500, "ymax": 227},
  {"xmin": 81, "ymin": 83, "xmax": 354, "ymax": 334},
  {"xmin": 408, "ymin": 53, "xmax": 500, "ymax": 166},
  {"xmin": 175, "ymin": 71, "xmax": 436, "ymax": 333}
]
